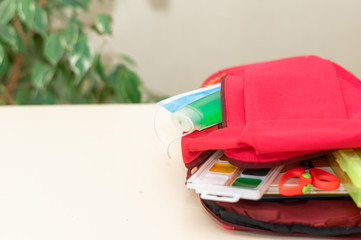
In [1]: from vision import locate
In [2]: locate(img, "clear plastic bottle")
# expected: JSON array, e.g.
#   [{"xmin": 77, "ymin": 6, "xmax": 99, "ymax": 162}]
[{"xmin": 171, "ymin": 91, "xmax": 222, "ymax": 131}]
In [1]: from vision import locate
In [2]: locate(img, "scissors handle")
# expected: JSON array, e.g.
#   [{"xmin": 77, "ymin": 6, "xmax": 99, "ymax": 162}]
[
  {"xmin": 310, "ymin": 168, "xmax": 340, "ymax": 191},
  {"xmin": 278, "ymin": 167, "xmax": 312, "ymax": 196}
]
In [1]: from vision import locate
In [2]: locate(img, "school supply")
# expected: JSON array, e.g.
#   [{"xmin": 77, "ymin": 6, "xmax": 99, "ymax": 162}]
[
  {"xmin": 186, "ymin": 151, "xmax": 282, "ymax": 202},
  {"xmin": 333, "ymin": 149, "xmax": 361, "ymax": 188},
  {"xmin": 261, "ymin": 156, "xmax": 348, "ymax": 203},
  {"xmin": 266, "ymin": 156, "xmax": 346, "ymax": 196},
  {"xmin": 177, "ymin": 56, "xmax": 361, "ymax": 237},
  {"xmin": 171, "ymin": 91, "xmax": 222, "ymax": 132},
  {"xmin": 329, "ymin": 149, "xmax": 361, "ymax": 208},
  {"xmin": 278, "ymin": 159, "xmax": 340, "ymax": 196}
]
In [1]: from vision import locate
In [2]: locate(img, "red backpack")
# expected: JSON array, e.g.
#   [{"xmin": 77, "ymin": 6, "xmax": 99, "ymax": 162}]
[{"xmin": 181, "ymin": 56, "xmax": 361, "ymax": 237}]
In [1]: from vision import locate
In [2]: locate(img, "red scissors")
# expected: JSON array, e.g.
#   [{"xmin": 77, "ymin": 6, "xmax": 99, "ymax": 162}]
[{"xmin": 278, "ymin": 159, "xmax": 340, "ymax": 196}]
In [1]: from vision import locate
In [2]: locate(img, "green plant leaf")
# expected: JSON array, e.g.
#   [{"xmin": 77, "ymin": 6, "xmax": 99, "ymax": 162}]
[
  {"xmin": 0, "ymin": 44, "xmax": 8, "ymax": 78},
  {"xmin": 95, "ymin": 54, "xmax": 106, "ymax": 81},
  {"xmin": 44, "ymin": 33, "xmax": 63, "ymax": 65},
  {"xmin": 15, "ymin": 28, "xmax": 25, "ymax": 54},
  {"xmin": 31, "ymin": 62, "xmax": 55, "ymax": 89},
  {"xmin": 61, "ymin": 22, "xmax": 79, "ymax": 51},
  {"xmin": 94, "ymin": 13, "xmax": 112, "ymax": 35},
  {"xmin": 119, "ymin": 69, "xmax": 142, "ymax": 103},
  {"xmin": 110, "ymin": 66, "xmax": 142, "ymax": 103},
  {"xmin": 69, "ymin": 35, "xmax": 92, "ymax": 81},
  {"xmin": 34, "ymin": 89, "xmax": 56, "ymax": 104},
  {"xmin": 14, "ymin": 87, "xmax": 34, "ymax": 105},
  {"xmin": 107, "ymin": 65, "xmax": 119, "ymax": 87},
  {"xmin": 44, "ymin": 90, "xmax": 56, "ymax": 104},
  {"xmin": 0, "ymin": 0, "xmax": 17, "ymax": 24},
  {"xmin": 0, "ymin": 24, "xmax": 19, "ymax": 52},
  {"xmin": 52, "ymin": 0, "xmax": 91, "ymax": 10},
  {"xmin": 0, "ymin": 44, "xmax": 5, "ymax": 67},
  {"xmin": 33, "ymin": 4, "xmax": 48, "ymax": 35},
  {"xmin": 119, "ymin": 54, "xmax": 136, "ymax": 67},
  {"xmin": 51, "ymin": 66, "xmax": 69, "ymax": 102},
  {"xmin": 17, "ymin": 0, "xmax": 36, "ymax": 27},
  {"xmin": 0, "ymin": 58, "xmax": 7, "ymax": 79},
  {"xmin": 0, "ymin": 83, "xmax": 7, "ymax": 104}
]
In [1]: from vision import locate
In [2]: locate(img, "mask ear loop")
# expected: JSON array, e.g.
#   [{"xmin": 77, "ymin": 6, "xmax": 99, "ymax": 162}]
[
  {"xmin": 165, "ymin": 130, "xmax": 194, "ymax": 159},
  {"xmin": 154, "ymin": 106, "xmax": 168, "ymax": 151},
  {"xmin": 153, "ymin": 106, "xmax": 194, "ymax": 159}
]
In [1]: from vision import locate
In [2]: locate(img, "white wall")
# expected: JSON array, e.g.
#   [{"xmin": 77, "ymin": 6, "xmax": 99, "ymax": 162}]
[{"xmin": 87, "ymin": 0, "xmax": 361, "ymax": 96}]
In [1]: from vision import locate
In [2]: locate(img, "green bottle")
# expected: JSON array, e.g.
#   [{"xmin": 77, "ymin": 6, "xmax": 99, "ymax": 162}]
[{"xmin": 171, "ymin": 91, "xmax": 222, "ymax": 131}]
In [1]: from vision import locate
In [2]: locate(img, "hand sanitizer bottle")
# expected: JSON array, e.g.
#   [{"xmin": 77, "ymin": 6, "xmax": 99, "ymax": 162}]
[{"xmin": 171, "ymin": 91, "xmax": 222, "ymax": 132}]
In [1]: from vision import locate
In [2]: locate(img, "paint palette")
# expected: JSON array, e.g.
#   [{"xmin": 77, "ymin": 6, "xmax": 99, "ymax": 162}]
[{"xmin": 186, "ymin": 151, "xmax": 283, "ymax": 202}]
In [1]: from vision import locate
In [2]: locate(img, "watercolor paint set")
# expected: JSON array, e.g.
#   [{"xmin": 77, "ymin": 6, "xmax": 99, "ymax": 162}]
[{"xmin": 186, "ymin": 150, "xmax": 283, "ymax": 202}]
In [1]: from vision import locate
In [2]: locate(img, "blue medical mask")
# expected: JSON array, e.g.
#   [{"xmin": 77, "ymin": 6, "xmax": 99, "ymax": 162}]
[{"xmin": 157, "ymin": 83, "xmax": 221, "ymax": 113}]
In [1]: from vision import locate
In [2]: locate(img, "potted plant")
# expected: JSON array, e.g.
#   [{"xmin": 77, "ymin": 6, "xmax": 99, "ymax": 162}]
[{"xmin": 0, "ymin": 0, "xmax": 148, "ymax": 104}]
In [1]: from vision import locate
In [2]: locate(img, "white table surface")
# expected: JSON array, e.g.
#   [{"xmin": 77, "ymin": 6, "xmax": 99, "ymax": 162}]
[{"xmin": 0, "ymin": 104, "xmax": 331, "ymax": 240}]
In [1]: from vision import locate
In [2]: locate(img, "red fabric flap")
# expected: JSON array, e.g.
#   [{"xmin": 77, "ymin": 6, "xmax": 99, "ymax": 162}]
[{"xmin": 181, "ymin": 56, "xmax": 361, "ymax": 167}]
